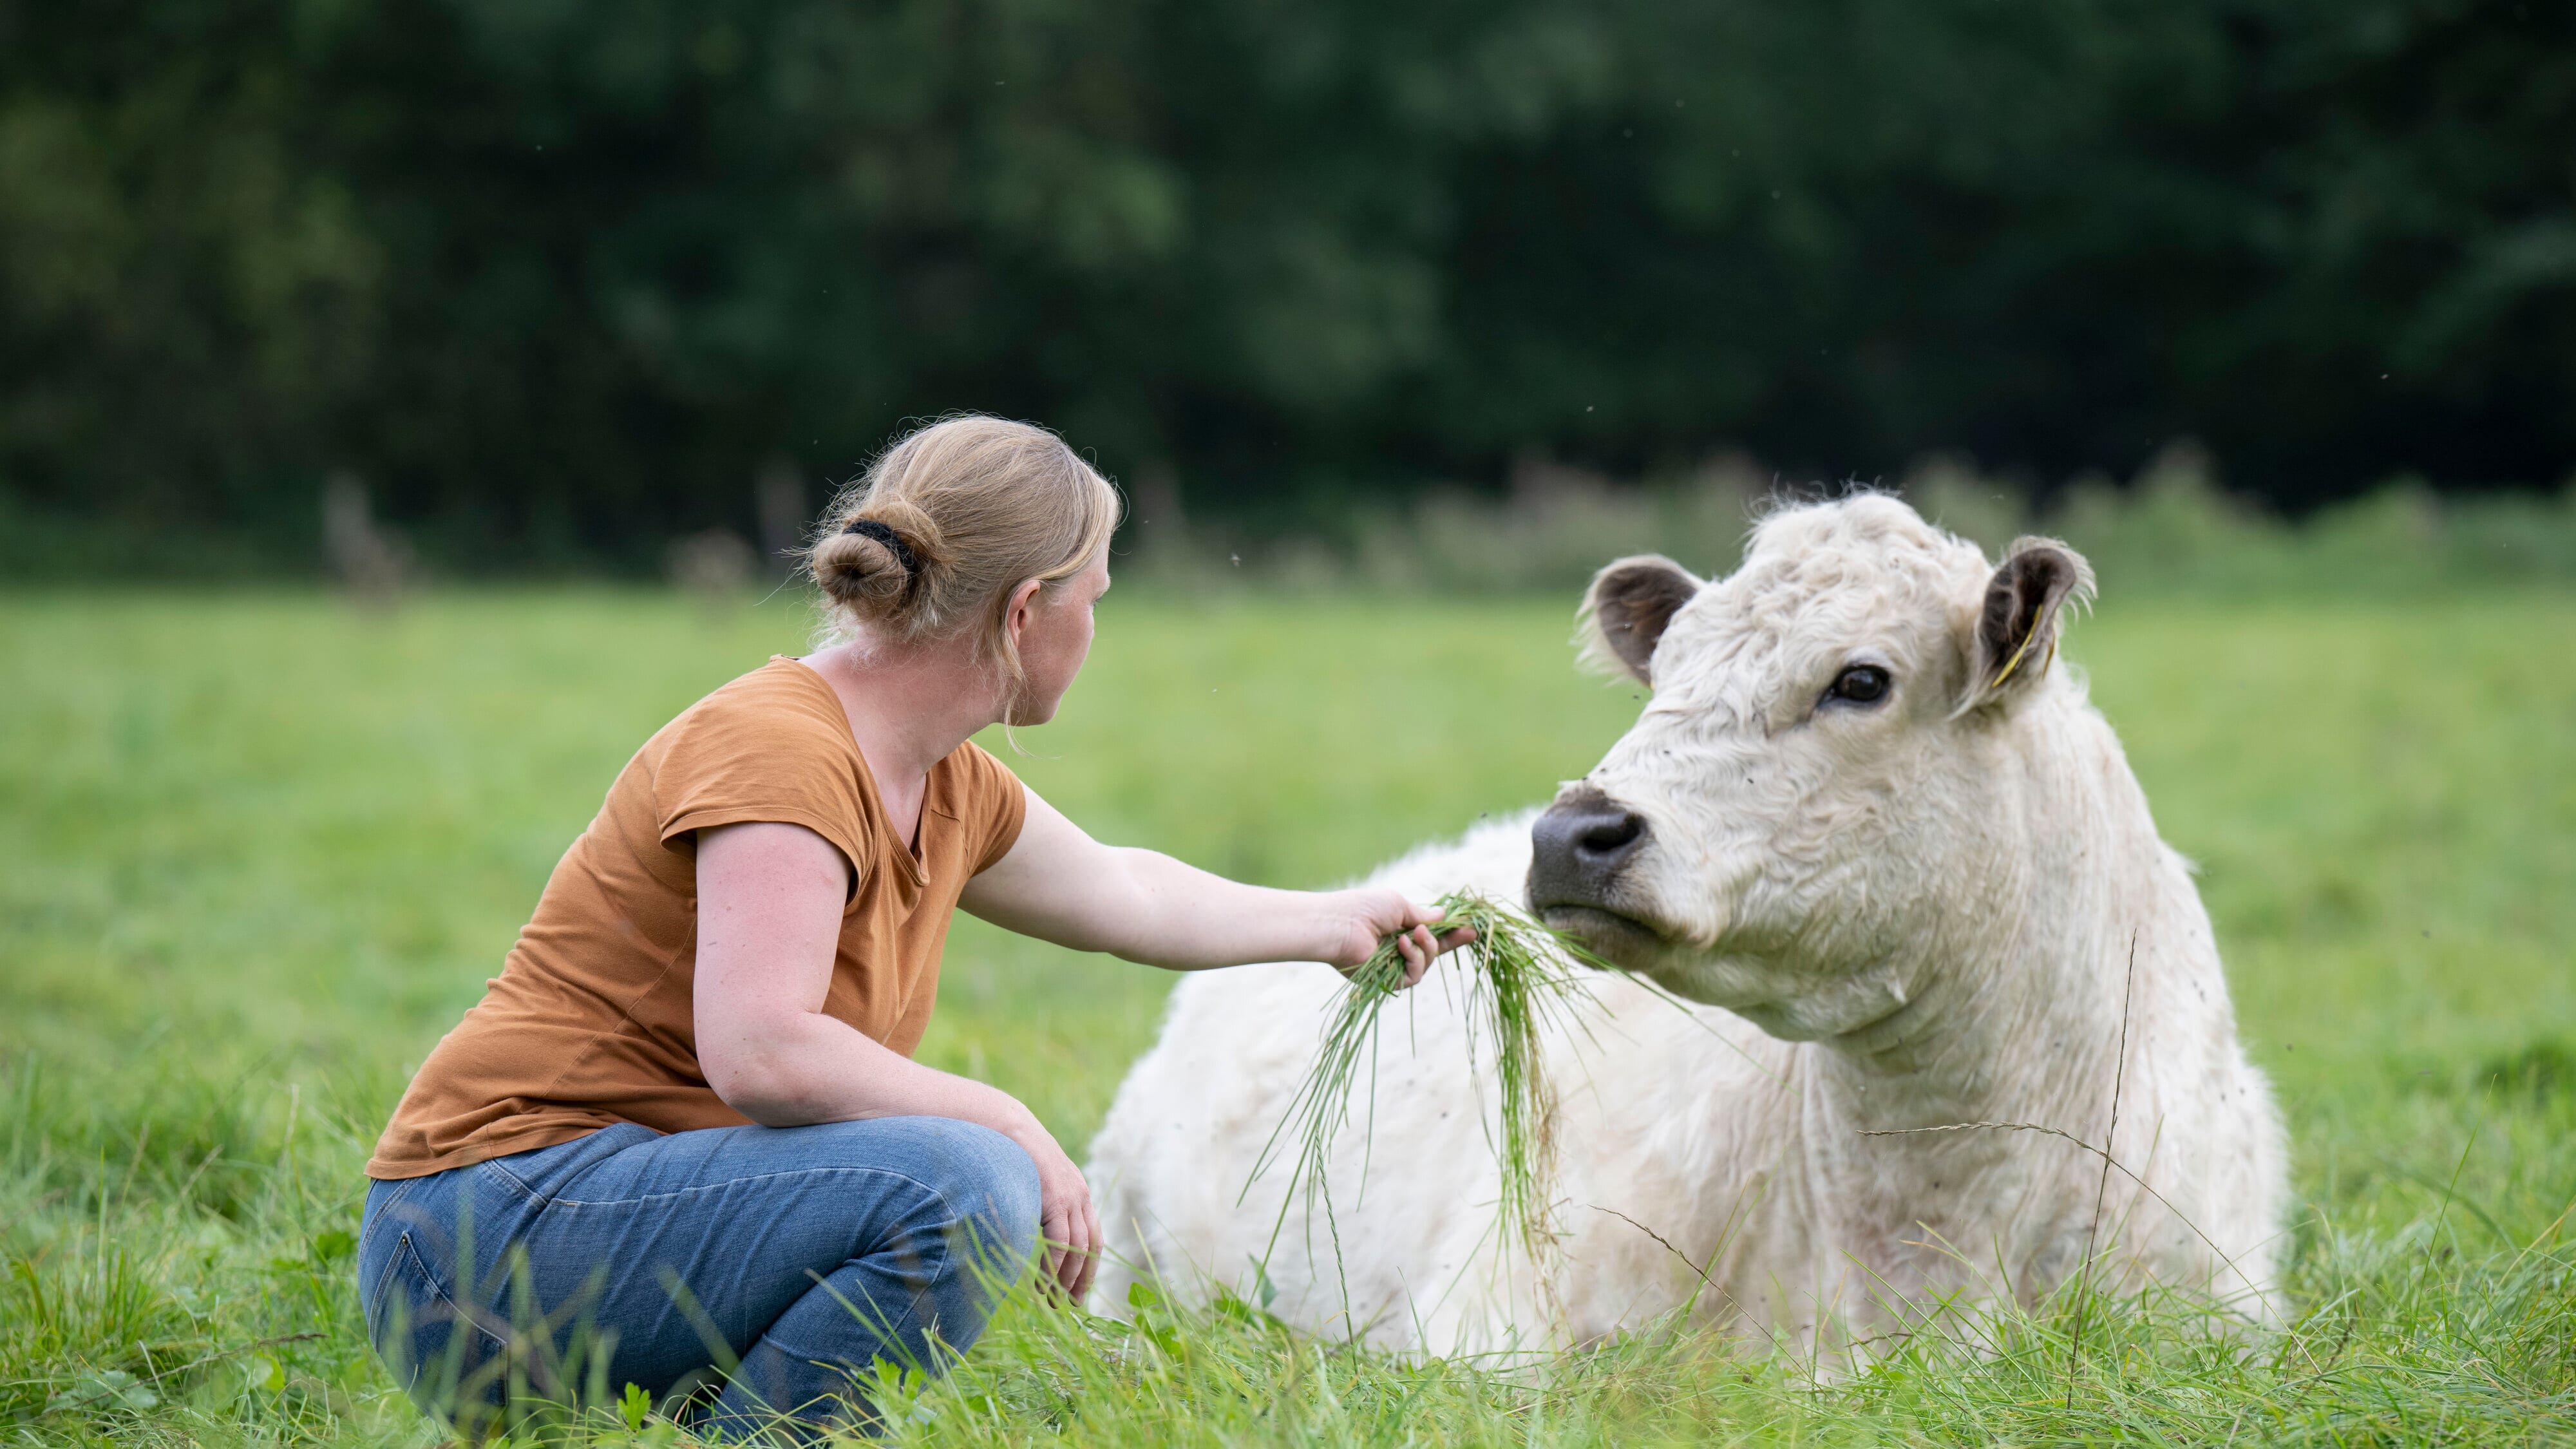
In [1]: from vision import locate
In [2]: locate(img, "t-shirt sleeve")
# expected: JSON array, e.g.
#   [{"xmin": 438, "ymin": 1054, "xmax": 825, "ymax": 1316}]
[
  {"xmin": 653, "ymin": 680, "xmax": 873, "ymax": 879},
  {"xmin": 955, "ymin": 743, "xmax": 1028, "ymax": 874}
]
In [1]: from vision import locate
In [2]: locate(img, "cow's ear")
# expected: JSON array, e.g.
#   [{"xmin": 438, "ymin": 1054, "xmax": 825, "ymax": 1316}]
[
  {"xmin": 1579, "ymin": 554, "xmax": 1702, "ymax": 685},
  {"xmin": 1962, "ymin": 537, "xmax": 2095, "ymax": 710}
]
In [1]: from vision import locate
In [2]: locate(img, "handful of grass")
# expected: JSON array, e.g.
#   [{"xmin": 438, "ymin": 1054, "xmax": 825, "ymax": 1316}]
[{"xmin": 1249, "ymin": 891, "xmax": 1606, "ymax": 1260}]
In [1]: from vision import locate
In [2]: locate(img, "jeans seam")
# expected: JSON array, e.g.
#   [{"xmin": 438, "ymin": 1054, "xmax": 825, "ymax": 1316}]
[
  {"xmin": 478, "ymin": 1157, "xmax": 544, "ymax": 1205},
  {"xmin": 375, "ymin": 1232, "xmax": 508, "ymax": 1401},
  {"xmin": 549, "ymin": 1164, "xmax": 956, "ymax": 1214},
  {"xmin": 413, "ymin": 1233, "xmax": 514, "ymax": 1351},
  {"xmin": 364, "ymin": 1175, "xmax": 424, "ymax": 1235},
  {"xmin": 360, "ymin": 1178, "xmax": 425, "ymax": 1329},
  {"xmin": 363, "ymin": 1231, "xmax": 412, "ymax": 1330}
]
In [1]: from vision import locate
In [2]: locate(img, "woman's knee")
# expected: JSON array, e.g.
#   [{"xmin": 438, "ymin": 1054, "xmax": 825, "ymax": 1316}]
[{"xmin": 894, "ymin": 1118, "xmax": 1041, "ymax": 1267}]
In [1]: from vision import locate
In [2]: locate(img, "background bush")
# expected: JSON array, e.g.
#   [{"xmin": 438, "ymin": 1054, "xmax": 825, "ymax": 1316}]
[
  {"xmin": 1119, "ymin": 451, "xmax": 2576, "ymax": 598},
  {"xmin": 3, "ymin": 0, "xmax": 2572, "ymax": 574}
]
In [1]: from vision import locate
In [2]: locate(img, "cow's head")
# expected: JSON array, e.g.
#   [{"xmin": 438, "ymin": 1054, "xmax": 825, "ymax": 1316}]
[{"xmin": 1528, "ymin": 494, "xmax": 2094, "ymax": 1040}]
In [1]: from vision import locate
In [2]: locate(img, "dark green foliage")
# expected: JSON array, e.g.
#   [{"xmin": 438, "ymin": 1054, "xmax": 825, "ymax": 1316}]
[{"xmin": 1, "ymin": 1, "xmax": 2571, "ymax": 572}]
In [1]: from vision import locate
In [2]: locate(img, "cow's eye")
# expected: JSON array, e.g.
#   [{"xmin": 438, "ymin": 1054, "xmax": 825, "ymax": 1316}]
[{"xmin": 1826, "ymin": 665, "xmax": 1891, "ymax": 706}]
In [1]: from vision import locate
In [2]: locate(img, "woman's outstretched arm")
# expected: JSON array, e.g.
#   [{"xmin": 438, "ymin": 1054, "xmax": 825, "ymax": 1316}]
[
  {"xmin": 958, "ymin": 786, "xmax": 1472, "ymax": 983},
  {"xmin": 691, "ymin": 820, "xmax": 1101, "ymax": 1298}
]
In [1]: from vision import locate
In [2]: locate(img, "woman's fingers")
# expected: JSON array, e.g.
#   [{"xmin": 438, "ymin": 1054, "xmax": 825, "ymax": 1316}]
[
  {"xmin": 1340, "ymin": 894, "xmax": 1481, "ymax": 985},
  {"xmin": 1041, "ymin": 1203, "xmax": 1071, "ymax": 1293},
  {"xmin": 1074, "ymin": 1195, "xmax": 1102, "ymax": 1300},
  {"xmin": 1061, "ymin": 1195, "xmax": 1097, "ymax": 1298},
  {"xmin": 1379, "ymin": 917, "xmax": 1477, "ymax": 989},
  {"xmin": 1042, "ymin": 1175, "xmax": 1097, "ymax": 1298},
  {"xmin": 1402, "ymin": 924, "xmax": 1437, "ymax": 987},
  {"xmin": 1014, "ymin": 1125, "xmax": 1098, "ymax": 1300},
  {"xmin": 1077, "ymin": 1196, "xmax": 1097, "ymax": 1299}
]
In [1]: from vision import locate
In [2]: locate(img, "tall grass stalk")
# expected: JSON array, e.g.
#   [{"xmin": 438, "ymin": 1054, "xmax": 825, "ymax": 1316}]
[{"xmin": 1248, "ymin": 892, "xmax": 1605, "ymax": 1265}]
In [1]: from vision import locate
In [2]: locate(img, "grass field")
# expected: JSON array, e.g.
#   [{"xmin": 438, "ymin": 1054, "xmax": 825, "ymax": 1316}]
[{"xmin": 4, "ymin": 587, "xmax": 2573, "ymax": 1445}]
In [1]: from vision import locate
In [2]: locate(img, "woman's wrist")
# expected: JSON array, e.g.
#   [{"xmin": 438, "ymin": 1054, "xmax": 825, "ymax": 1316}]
[
  {"xmin": 1318, "ymin": 889, "xmax": 1377, "ymax": 967},
  {"xmin": 980, "ymin": 1088, "xmax": 1052, "ymax": 1153}
]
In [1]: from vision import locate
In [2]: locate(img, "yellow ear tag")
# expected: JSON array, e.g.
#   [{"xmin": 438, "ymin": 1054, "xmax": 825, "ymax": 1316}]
[{"xmin": 1989, "ymin": 620, "xmax": 2043, "ymax": 689}]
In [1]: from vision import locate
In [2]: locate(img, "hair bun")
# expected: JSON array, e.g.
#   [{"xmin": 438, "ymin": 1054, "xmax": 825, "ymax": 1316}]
[
  {"xmin": 840, "ymin": 518, "xmax": 920, "ymax": 574},
  {"xmin": 808, "ymin": 525, "xmax": 913, "ymax": 615}
]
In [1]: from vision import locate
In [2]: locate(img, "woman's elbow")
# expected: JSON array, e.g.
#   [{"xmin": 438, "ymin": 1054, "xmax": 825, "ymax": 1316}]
[{"xmin": 701, "ymin": 1044, "xmax": 816, "ymax": 1127}]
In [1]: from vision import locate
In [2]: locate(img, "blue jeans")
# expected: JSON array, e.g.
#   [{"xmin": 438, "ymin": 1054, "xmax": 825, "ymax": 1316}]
[{"xmin": 357, "ymin": 1117, "xmax": 1041, "ymax": 1437}]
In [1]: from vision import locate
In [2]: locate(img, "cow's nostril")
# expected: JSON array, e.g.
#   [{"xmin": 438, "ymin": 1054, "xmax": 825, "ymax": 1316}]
[
  {"xmin": 1576, "ymin": 812, "xmax": 1644, "ymax": 858},
  {"xmin": 1528, "ymin": 788, "xmax": 1652, "ymax": 911}
]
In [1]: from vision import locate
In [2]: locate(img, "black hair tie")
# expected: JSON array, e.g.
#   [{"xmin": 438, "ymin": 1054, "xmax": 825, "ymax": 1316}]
[{"xmin": 840, "ymin": 518, "xmax": 920, "ymax": 574}]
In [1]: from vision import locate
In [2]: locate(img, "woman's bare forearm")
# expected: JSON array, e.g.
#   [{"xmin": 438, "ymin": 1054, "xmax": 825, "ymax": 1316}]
[
  {"xmin": 1086, "ymin": 845, "xmax": 1352, "ymax": 969},
  {"xmin": 710, "ymin": 1009, "xmax": 1039, "ymax": 1140},
  {"xmin": 960, "ymin": 791, "xmax": 1365, "ymax": 967},
  {"xmin": 960, "ymin": 786, "xmax": 1461, "ymax": 978},
  {"xmin": 971, "ymin": 840, "xmax": 1356, "ymax": 968}
]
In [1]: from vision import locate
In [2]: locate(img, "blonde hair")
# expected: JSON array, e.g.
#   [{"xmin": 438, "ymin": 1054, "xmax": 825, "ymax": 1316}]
[{"xmin": 806, "ymin": 415, "xmax": 1121, "ymax": 691}]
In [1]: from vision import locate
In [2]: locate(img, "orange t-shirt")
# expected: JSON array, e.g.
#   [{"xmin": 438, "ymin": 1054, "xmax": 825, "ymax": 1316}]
[{"xmin": 366, "ymin": 657, "xmax": 1027, "ymax": 1179}]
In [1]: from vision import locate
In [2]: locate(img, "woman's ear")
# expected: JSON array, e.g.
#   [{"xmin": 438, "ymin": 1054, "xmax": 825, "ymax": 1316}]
[
  {"xmin": 1578, "ymin": 555, "xmax": 1703, "ymax": 685},
  {"xmin": 1960, "ymin": 537, "xmax": 2095, "ymax": 711},
  {"xmin": 1001, "ymin": 576, "xmax": 1046, "ymax": 649}
]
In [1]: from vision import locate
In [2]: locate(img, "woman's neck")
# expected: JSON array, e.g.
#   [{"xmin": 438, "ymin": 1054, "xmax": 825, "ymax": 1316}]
[{"xmin": 798, "ymin": 638, "xmax": 1004, "ymax": 842}]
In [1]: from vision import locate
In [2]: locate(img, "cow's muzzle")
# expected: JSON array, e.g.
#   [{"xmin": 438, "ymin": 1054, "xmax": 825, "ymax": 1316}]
[{"xmin": 1526, "ymin": 786, "xmax": 1658, "ymax": 952}]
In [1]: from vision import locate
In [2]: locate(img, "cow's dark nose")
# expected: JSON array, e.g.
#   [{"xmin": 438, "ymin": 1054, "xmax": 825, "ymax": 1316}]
[{"xmin": 1528, "ymin": 787, "xmax": 1649, "ymax": 906}]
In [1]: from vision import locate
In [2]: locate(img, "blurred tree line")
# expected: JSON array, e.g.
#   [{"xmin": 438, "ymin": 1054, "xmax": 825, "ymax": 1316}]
[{"xmin": 1, "ymin": 0, "xmax": 2570, "ymax": 573}]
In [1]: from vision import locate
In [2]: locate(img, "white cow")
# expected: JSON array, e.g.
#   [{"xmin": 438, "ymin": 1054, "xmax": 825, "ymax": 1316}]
[{"xmin": 1086, "ymin": 495, "xmax": 2286, "ymax": 1361}]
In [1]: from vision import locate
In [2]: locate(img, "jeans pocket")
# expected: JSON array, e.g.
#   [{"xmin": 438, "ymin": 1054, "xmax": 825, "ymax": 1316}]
[
  {"xmin": 362, "ymin": 1231, "xmax": 407, "ymax": 1338},
  {"xmin": 478, "ymin": 1155, "xmax": 540, "ymax": 1206},
  {"xmin": 373, "ymin": 1230, "xmax": 511, "ymax": 1417},
  {"xmin": 358, "ymin": 1177, "xmax": 419, "ymax": 1337}
]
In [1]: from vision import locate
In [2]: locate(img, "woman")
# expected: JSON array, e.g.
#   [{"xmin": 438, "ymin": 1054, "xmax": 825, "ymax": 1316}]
[{"xmin": 357, "ymin": 416, "xmax": 1466, "ymax": 1436}]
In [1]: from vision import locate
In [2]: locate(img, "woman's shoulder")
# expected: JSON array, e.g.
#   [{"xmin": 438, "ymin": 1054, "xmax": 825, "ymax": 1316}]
[
  {"xmin": 643, "ymin": 658, "xmax": 860, "ymax": 802},
  {"xmin": 636, "ymin": 658, "xmax": 871, "ymax": 857},
  {"xmin": 665, "ymin": 658, "xmax": 852, "ymax": 753}
]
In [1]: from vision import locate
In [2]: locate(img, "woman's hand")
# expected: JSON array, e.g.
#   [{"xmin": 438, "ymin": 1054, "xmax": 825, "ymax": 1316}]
[
  {"xmin": 1005, "ymin": 1122, "xmax": 1102, "ymax": 1300},
  {"xmin": 1323, "ymin": 889, "xmax": 1478, "ymax": 988}
]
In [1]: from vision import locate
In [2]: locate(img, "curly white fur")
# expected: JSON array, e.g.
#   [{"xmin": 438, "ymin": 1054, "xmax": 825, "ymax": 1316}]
[{"xmin": 1084, "ymin": 495, "xmax": 2286, "ymax": 1361}]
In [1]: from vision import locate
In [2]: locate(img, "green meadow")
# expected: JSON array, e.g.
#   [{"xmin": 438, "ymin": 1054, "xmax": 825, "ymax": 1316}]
[{"xmin": 3, "ymin": 587, "xmax": 2572, "ymax": 1444}]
